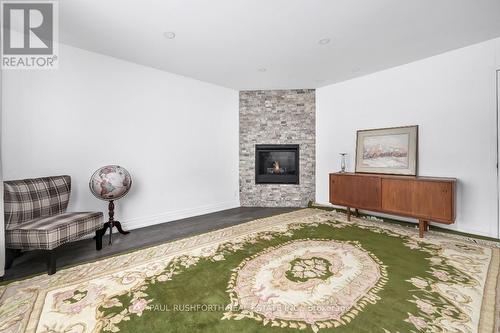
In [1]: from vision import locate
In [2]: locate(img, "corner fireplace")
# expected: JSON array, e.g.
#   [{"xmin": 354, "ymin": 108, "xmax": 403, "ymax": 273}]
[{"xmin": 255, "ymin": 144, "xmax": 299, "ymax": 184}]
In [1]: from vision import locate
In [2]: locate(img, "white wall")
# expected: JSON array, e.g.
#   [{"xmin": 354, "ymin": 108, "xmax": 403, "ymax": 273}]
[
  {"xmin": 0, "ymin": 67, "xmax": 4, "ymax": 276},
  {"xmin": 317, "ymin": 38, "xmax": 500, "ymax": 238},
  {"xmin": 2, "ymin": 44, "xmax": 240, "ymax": 230}
]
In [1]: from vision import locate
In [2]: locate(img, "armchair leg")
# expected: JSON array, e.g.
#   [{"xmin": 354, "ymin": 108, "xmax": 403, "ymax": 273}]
[
  {"xmin": 47, "ymin": 250, "xmax": 57, "ymax": 275},
  {"xmin": 96, "ymin": 229, "xmax": 103, "ymax": 251},
  {"xmin": 5, "ymin": 249, "xmax": 21, "ymax": 270}
]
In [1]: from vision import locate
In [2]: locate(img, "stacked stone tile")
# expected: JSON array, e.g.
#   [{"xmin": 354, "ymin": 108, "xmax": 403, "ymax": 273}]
[{"xmin": 239, "ymin": 89, "xmax": 315, "ymax": 207}]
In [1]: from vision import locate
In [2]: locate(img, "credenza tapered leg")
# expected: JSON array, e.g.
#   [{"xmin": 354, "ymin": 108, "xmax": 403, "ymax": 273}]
[
  {"xmin": 347, "ymin": 207, "xmax": 351, "ymax": 221},
  {"xmin": 419, "ymin": 220, "xmax": 428, "ymax": 238}
]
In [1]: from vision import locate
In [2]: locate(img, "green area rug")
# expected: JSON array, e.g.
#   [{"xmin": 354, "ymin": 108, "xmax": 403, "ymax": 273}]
[{"xmin": 0, "ymin": 209, "xmax": 498, "ymax": 332}]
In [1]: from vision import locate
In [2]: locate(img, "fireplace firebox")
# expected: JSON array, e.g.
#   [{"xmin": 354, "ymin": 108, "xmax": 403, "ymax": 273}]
[{"xmin": 255, "ymin": 144, "xmax": 299, "ymax": 184}]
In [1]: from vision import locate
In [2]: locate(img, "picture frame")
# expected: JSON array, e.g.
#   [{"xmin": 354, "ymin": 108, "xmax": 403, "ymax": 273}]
[{"xmin": 355, "ymin": 125, "xmax": 418, "ymax": 176}]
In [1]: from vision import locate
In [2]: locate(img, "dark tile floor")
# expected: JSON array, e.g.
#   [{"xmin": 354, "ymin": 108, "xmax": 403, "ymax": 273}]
[{"xmin": 2, "ymin": 207, "xmax": 299, "ymax": 282}]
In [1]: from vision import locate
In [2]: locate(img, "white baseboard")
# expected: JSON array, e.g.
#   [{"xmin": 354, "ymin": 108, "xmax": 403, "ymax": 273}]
[
  {"xmin": 314, "ymin": 202, "xmax": 497, "ymax": 239},
  {"xmin": 119, "ymin": 200, "xmax": 241, "ymax": 231},
  {"xmin": 314, "ymin": 202, "xmax": 417, "ymax": 223}
]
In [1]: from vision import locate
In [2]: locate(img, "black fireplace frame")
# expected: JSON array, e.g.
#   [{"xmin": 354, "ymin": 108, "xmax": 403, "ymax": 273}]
[{"xmin": 255, "ymin": 144, "xmax": 300, "ymax": 184}]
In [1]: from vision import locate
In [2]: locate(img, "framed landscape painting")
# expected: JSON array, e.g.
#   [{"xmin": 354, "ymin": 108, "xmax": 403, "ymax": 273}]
[{"xmin": 355, "ymin": 125, "xmax": 418, "ymax": 175}]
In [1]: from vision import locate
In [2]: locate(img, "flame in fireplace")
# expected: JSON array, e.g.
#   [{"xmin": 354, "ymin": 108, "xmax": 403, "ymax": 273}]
[{"xmin": 273, "ymin": 161, "xmax": 280, "ymax": 173}]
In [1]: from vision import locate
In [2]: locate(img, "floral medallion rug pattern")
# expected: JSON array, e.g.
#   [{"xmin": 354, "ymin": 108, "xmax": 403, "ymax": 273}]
[{"xmin": 0, "ymin": 209, "xmax": 499, "ymax": 333}]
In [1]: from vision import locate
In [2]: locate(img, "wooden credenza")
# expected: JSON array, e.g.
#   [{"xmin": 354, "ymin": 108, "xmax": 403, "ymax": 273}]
[{"xmin": 329, "ymin": 173, "xmax": 456, "ymax": 237}]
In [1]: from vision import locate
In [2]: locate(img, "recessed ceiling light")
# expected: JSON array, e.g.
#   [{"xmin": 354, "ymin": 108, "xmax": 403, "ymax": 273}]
[
  {"xmin": 163, "ymin": 31, "xmax": 176, "ymax": 39},
  {"xmin": 258, "ymin": 68, "xmax": 267, "ymax": 72},
  {"xmin": 318, "ymin": 38, "xmax": 330, "ymax": 45}
]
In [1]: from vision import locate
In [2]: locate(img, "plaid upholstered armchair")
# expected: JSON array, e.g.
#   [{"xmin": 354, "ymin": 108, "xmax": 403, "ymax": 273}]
[{"xmin": 4, "ymin": 175, "xmax": 104, "ymax": 275}]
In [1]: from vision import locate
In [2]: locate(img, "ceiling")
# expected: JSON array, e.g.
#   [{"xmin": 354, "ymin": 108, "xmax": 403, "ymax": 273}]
[{"xmin": 59, "ymin": 0, "xmax": 500, "ymax": 90}]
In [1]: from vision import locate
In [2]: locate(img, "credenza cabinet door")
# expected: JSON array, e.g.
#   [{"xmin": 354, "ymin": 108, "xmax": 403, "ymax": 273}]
[
  {"xmin": 382, "ymin": 179, "xmax": 454, "ymax": 223},
  {"xmin": 412, "ymin": 181, "xmax": 454, "ymax": 222},
  {"xmin": 381, "ymin": 179, "xmax": 414, "ymax": 215},
  {"xmin": 330, "ymin": 174, "xmax": 381, "ymax": 210}
]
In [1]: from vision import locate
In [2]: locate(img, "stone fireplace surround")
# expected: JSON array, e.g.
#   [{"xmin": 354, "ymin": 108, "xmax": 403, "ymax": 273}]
[{"xmin": 239, "ymin": 89, "xmax": 315, "ymax": 207}]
